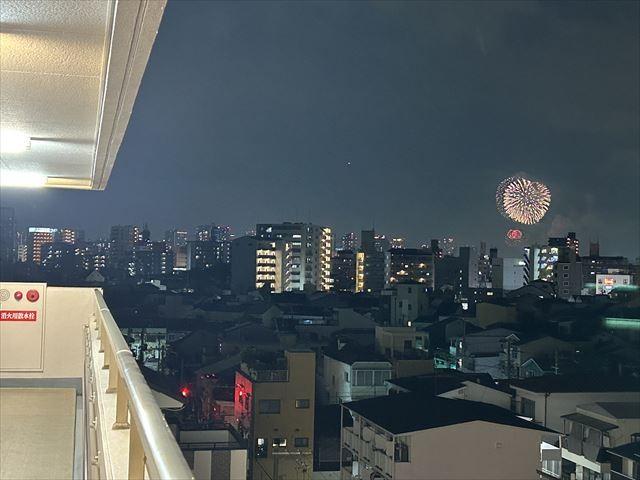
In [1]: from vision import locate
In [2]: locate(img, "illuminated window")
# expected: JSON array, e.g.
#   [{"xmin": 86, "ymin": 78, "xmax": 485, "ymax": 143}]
[
  {"xmin": 272, "ymin": 438, "xmax": 287, "ymax": 447},
  {"xmin": 295, "ymin": 399, "xmax": 310, "ymax": 409},
  {"xmin": 256, "ymin": 438, "xmax": 267, "ymax": 458}
]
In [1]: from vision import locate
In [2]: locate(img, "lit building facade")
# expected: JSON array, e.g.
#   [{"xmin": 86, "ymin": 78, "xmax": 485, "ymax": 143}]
[
  {"xmin": 129, "ymin": 241, "xmax": 174, "ymax": 277},
  {"xmin": 384, "ymin": 248, "xmax": 434, "ymax": 289},
  {"xmin": 230, "ymin": 236, "xmax": 291, "ymax": 293},
  {"xmin": 27, "ymin": 227, "xmax": 57, "ymax": 265},
  {"xmin": 109, "ymin": 225, "xmax": 141, "ymax": 270},
  {"xmin": 256, "ymin": 223, "xmax": 332, "ymax": 291},
  {"xmin": 341, "ymin": 232, "xmax": 358, "ymax": 251},
  {"xmin": 358, "ymin": 230, "xmax": 385, "ymax": 293},
  {"xmin": 164, "ymin": 229, "xmax": 188, "ymax": 249},
  {"xmin": 186, "ymin": 240, "xmax": 229, "ymax": 270},
  {"xmin": 549, "ymin": 232, "xmax": 579, "ymax": 256},
  {"xmin": 331, "ymin": 249, "xmax": 356, "ymax": 292},
  {"xmin": 524, "ymin": 245, "xmax": 561, "ymax": 283},
  {"xmin": 390, "ymin": 237, "xmax": 405, "ymax": 249}
]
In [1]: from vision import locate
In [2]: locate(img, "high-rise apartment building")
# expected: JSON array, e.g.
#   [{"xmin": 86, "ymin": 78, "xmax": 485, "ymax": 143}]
[
  {"xmin": 441, "ymin": 237, "xmax": 456, "ymax": 256},
  {"xmin": 358, "ymin": 230, "xmax": 385, "ymax": 293},
  {"xmin": 340, "ymin": 232, "xmax": 358, "ymax": 251},
  {"xmin": 390, "ymin": 237, "xmax": 405, "ymax": 249},
  {"xmin": 129, "ymin": 242, "xmax": 174, "ymax": 277},
  {"xmin": 555, "ymin": 249, "xmax": 583, "ymax": 299},
  {"xmin": 430, "ymin": 239, "xmax": 443, "ymax": 259},
  {"xmin": 331, "ymin": 249, "xmax": 356, "ymax": 292},
  {"xmin": 385, "ymin": 248, "xmax": 434, "ymax": 289},
  {"xmin": 195, "ymin": 224, "xmax": 213, "ymax": 242},
  {"xmin": 186, "ymin": 240, "xmax": 229, "ymax": 271},
  {"xmin": 164, "ymin": 229, "xmax": 189, "ymax": 250},
  {"xmin": 549, "ymin": 232, "xmax": 579, "ymax": 256},
  {"xmin": 491, "ymin": 257, "xmax": 526, "ymax": 291},
  {"xmin": 27, "ymin": 227, "xmax": 57, "ymax": 265},
  {"xmin": 459, "ymin": 246, "xmax": 479, "ymax": 289},
  {"xmin": 230, "ymin": 236, "xmax": 291, "ymax": 293},
  {"xmin": 256, "ymin": 223, "xmax": 332, "ymax": 291},
  {"xmin": 109, "ymin": 225, "xmax": 141, "ymax": 270},
  {"xmin": 195, "ymin": 224, "xmax": 231, "ymax": 242}
]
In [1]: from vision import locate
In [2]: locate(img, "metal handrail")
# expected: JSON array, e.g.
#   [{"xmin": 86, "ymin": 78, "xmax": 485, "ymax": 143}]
[{"xmin": 94, "ymin": 290, "xmax": 193, "ymax": 480}]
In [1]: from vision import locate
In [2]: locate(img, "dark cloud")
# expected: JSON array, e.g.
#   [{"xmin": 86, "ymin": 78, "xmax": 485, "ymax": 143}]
[{"xmin": 1, "ymin": 0, "xmax": 638, "ymax": 259}]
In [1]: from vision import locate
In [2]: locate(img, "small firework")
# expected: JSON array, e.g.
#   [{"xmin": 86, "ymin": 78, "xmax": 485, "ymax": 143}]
[
  {"xmin": 496, "ymin": 175, "xmax": 551, "ymax": 225},
  {"xmin": 506, "ymin": 229, "xmax": 523, "ymax": 240}
]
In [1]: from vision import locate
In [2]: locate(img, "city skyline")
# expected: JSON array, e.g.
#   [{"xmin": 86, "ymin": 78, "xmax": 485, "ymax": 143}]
[{"xmin": 0, "ymin": 210, "xmax": 634, "ymax": 259}]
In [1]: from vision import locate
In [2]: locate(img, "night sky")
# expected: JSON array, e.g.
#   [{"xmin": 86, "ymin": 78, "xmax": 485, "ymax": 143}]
[{"xmin": 2, "ymin": 1, "xmax": 638, "ymax": 258}]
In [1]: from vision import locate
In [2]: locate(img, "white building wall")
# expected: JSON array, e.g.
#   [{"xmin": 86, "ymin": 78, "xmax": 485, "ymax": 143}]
[
  {"xmin": 515, "ymin": 389, "xmax": 640, "ymax": 432},
  {"xmin": 323, "ymin": 356, "xmax": 352, "ymax": 404},
  {"xmin": 393, "ymin": 421, "xmax": 546, "ymax": 480}
]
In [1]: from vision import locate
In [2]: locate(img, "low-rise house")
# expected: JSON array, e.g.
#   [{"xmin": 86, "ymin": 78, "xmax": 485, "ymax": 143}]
[
  {"xmin": 510, "ymin": 375, "xmax": 640, "ymax": 432},
  {"xmin": 500, "ymin": 333, "xmax": 576, "ymax": 379},
  {"xmin": 561, "ymin": 402, "xmax": 640, "ymax": 480},
  {"xmin": 375, "ymin": 325, "xmax": 433, "ymax": 377},
  {"xmin": 452, "ymin": 327, "xmax": 518, "ymax": 379},
  {"xmin": 321, "ymin": 345, "xmax": 392, "ymax": 404},
  {"xmin": 341, "ymin": 393, "xmax": 557, "ymax": 480},
  {"xmin": 473, "ymin": 301, "xmax": 518, "ymax": 328}
]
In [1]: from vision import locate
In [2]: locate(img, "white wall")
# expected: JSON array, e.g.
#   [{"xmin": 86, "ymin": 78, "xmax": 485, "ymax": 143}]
[
  {"xmin": 394, "ymin": 421, "xmax": 547, "ymax": 480},
  {"xmin": 515, "ymin": 389, "xmax": 640, "ymax": 432},
  {"xmin": 323, "ymin": 356, "xmax": 351, "ymax": 404},
  {"xmin": 0, "ymin": 285, "xmax": 94, "ymax": 379}
]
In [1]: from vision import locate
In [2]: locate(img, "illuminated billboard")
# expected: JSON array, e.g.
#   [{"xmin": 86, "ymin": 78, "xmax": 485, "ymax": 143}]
[{"xmin": 595, "ymin": 274, "xmax": 632, "ymax": 295}]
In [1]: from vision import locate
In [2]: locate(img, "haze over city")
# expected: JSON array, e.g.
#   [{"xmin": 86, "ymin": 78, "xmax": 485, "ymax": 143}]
[{"xmin": 1, "ymin": 0, "xmax": 638, "ymax": 258}]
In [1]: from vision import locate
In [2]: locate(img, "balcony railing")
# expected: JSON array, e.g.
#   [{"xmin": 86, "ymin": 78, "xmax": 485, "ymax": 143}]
[
  {"xmin": 247, "ymin": 369, "xmax": 289, "ymax": 382},
  {"xmin": 91, "ymin": 290, "xmax": 194, "ymax": 479}
]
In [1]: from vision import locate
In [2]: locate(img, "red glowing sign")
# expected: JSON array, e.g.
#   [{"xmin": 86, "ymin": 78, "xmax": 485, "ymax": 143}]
[
  {"xmin": 507, "ymin": 229, "xmax": 523, "ymax": 240},
  {"xmin": 180, "ymin": 386, "xmax": 191, "ymax": 398}
]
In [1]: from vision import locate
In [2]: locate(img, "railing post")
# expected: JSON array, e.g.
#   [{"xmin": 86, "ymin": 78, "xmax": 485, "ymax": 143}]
[
  {"xmin": 114, "ymin": 374, "xmax": 130, "ymax": 429},
  {"xmin": 102, "ymin": 339, "xmax": 110, "ymax": 370},
  {"xmin": 99, "ymin": 320, "xmax": 105, "ymax": 353},
  {"xmin": 128, "ymin": 415, "xmax": 146, "ymax": 480},
  {"xmin": 107, "ymin": 356, "xmax": 118, "ymax": 393}
]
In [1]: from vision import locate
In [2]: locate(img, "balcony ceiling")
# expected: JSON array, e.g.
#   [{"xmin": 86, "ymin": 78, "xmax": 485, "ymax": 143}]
[{"xmin": 0, "ymin": 0, "xmax": 166, "ymax": 190}]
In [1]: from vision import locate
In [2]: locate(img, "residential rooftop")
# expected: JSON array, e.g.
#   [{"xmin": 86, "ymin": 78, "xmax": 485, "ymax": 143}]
[
  {"xmin": 510, "ymin": 375, "xmax": 640, "ymax": 393},
  {"xmin": 324, "ymin": 345, "xmax": 390, "ymax": 365},
  {"xmin": 343, "ymin": 392, "xmax": 551, "ymax": 435},
  {"xmin": 578, "ymin": 402, "xmax": 640, "ymax": 419}
]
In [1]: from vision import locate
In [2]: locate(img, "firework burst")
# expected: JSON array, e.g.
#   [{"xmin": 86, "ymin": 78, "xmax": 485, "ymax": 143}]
[{"xmin": 496, "ymin": 176, "xmax": 551, "ymax": 225}]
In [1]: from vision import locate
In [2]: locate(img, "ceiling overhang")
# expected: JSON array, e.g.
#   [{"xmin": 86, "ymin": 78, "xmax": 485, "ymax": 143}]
[{"xmin": 0, "ymin": 0, "xmax": 166, "ymax": 190}]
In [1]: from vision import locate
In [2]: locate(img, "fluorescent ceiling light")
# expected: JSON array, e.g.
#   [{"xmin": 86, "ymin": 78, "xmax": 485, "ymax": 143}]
[
  {"xmin": 0, "ymin": 130, "xmax": 31, "ymax": 153},
  {"xmin": 0, "ymin": 170, "xmax": 46, "ymax": 188}
]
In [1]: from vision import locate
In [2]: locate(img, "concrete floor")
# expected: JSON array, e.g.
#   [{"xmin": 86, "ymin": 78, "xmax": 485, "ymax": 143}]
[{"xmin": 0, "ymin": 388, "xmax": 76, "ymax": 480}]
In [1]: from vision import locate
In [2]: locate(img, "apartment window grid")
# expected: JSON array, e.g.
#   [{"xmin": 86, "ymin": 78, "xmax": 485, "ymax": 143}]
[{"xmin": 353, "ymin": 369, "xmax": 391, "ymax": 387}]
